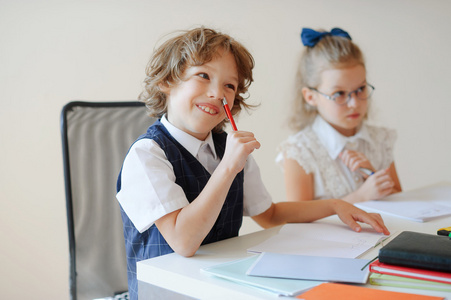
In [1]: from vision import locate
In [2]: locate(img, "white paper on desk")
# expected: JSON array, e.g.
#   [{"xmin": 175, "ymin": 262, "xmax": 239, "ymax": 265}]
[
  {"xmin": 355, "ymin": 200, "xmax": 451, "ymax": 222},
  {"xmin": 355, "ymin": 185, "xmax": 451, "ymax": 222},
  {"xmin": 201, "ymin": 255, "xmax": 322, "ymax": 296},
  {"xmin": 356, "ymin": 184, "xmax": 451, "ymax": 222},
  {"xmin": 247, "ymin": 222, "xmax": 387, "ymax": 258},
  {"xmin": 247, "ymin": 252, "xmax": 370, "ymax": 284}
]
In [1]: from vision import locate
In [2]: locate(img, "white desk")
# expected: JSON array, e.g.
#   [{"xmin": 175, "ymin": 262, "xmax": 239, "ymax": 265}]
[{"xmin": 137, "ymin": 184, "xmax": 451, "ymax": 300}]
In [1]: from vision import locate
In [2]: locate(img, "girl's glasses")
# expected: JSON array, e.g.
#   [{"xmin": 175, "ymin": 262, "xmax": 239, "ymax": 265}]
[{"xmin": 309, "ymin": 84, "xmax": 375, "ymax": 106}]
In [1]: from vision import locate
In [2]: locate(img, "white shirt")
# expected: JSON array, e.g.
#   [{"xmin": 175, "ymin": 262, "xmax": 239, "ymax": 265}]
[
  {"xmin": 276, "ymin": 115, "xmax": 396, "ymax": 199},
  {"xmin": 117, "ymin": 115, "xmax": 272, "ymax": 233}
]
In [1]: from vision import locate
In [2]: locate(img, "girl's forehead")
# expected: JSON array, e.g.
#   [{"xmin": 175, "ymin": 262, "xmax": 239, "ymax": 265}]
[{"xmin": 319, "ymin": 64, "xmax": 366, "ymax": 87}]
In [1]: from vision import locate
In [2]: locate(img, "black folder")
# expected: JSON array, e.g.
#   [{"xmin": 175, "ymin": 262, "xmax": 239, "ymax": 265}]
[{"xmin": 379, "ymin": 231, "xmax": 451, "ymax": 273}]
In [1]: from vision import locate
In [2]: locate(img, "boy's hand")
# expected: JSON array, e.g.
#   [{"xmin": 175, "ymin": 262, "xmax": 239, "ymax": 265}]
[
  {"xmin": 221, "ymin": 131, "xmax": 260, "ymax": 174},
  {"xmin": 333, "ymin": 199, "xmax": 390, "ymax": 235}
]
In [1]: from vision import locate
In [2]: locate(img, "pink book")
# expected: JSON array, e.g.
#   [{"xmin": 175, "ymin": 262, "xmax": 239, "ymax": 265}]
[{"xmin": 370, "ymin": 259, "xmax": 451, "ymax": 285}]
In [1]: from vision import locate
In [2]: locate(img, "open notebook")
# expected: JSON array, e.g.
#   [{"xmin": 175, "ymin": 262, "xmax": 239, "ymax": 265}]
[{"xmin": 247, "ymin": 222, "xmax": 389, "ymax": 258}]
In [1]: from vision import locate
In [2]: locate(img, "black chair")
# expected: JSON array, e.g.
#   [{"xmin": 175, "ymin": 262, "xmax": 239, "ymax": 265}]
[{"xmin": 60, "ymin": 101, "xmax": 155, "ymax": 300}]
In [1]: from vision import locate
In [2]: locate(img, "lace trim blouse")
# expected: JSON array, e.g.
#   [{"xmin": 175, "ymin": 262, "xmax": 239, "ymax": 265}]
[{"xmin": 276, "ymin": 116, "xmax": 397, "ymax": 199}]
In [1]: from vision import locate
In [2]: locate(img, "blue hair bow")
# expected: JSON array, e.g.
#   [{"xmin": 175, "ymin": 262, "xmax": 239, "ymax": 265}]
[{"xmin": 301, "ymin": 27, "xmax": 352, "ymax": 47}]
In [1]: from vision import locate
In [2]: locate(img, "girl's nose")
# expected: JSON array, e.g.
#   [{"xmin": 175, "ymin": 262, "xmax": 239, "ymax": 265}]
[{"xmin": 346, "ymin": 94, "xmax": 359, "ymax": 107}]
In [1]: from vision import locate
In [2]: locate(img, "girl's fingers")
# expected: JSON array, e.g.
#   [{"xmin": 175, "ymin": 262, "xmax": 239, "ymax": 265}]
[
  {"xmin": 350, "ymin": 158, "xmax": 366, "ymax": 171},
  {"xmin": 340, "ymin": 150, "xmax": 372, "ymax": 172}
]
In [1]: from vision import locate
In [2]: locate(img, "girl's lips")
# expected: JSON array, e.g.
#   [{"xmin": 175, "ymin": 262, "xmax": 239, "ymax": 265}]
[
  {"xmin": 347, "ymin": 113, "xmax": 360, "ymax": 119},
  {"xmin": 197, "ymin": 104, "xmax": 219, "ymax": 115}
]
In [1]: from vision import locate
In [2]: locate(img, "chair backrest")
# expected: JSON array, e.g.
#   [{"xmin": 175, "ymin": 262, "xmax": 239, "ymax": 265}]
[{"xmin": 60, "ymin": 101, "xmax": 156, "ymax": 300}]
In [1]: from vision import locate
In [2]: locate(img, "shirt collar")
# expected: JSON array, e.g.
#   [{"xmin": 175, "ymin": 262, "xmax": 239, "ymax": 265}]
[
  {"xmin": 312, "ymin": 115, "xmax": 373, "ymax": 160},
  {"xmin": 161, "ymin": 115, "xmax": 217, "ymax": 159}
]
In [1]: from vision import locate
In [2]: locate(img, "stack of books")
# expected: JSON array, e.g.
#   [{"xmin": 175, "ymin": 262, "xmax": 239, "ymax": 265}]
[{"xmin": 369, "ymin": 231, "xmax": 451, "ymax": 292}]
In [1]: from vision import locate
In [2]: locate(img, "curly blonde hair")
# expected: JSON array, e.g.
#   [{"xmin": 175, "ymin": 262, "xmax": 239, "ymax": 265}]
[
  {"xmin": 139, "ymin": 27, "xmax": 255, "ymax": 133},
  {"xmin": 289, "ymin": 30, "xmax": 366, "ymax": 132}
]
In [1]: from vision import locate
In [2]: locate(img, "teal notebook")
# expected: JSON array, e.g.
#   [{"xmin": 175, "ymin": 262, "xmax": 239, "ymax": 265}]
[
  {"xmin": 369, "ymin": 273, "xmax": 451, "ymax": 292},
  {"xmin": 201, "ymin": 255, "xmax": 322, "ymax": 296}
]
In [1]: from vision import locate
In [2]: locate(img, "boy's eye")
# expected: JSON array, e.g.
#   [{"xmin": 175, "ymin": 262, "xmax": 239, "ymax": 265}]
[
  {"xmin": 198, "ymin": 73, "xmax": 209, "ymax": 80},
  {"xmin": 226, "ymin": 83, "xmax": 236, "ymax": 91}
]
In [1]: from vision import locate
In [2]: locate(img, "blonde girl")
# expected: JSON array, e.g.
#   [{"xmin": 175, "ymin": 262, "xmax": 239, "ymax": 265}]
[{"xmin": 277, "ymin": 27, "xmax": 402, "ymax": 203}]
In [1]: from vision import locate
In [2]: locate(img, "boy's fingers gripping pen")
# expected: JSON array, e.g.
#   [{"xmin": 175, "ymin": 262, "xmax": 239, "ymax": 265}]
[{"xmin": 222, "ymin": 97, "xmax": 237, "ymax": 131}]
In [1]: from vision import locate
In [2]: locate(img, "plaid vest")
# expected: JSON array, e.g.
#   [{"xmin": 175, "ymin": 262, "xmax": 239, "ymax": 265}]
[{"xmin": 117, "ymin": 120, "xmax": 244, "ymax": 300}]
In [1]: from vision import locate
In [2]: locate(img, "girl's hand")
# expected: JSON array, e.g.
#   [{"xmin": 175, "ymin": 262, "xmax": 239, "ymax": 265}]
[
  {"xmin": 333, "ymin": 199, "xmax": 390, "ymax": 235},
  {"xmin": 220, "ymin": 131, "xmax": 260, "ymax": 175},
  {"xmin": 358, "ymin": 168, "xmax": 395, "ymax": 201},
  {"xmin": 339, "ymin": 149, "xmax": 375, "ymax": 177}
]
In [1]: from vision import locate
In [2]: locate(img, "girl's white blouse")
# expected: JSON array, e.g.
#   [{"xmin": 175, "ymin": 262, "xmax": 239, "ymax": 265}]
[{"xmin": 276, "ymin": 116, "xmax": 397, "ymax": 199}]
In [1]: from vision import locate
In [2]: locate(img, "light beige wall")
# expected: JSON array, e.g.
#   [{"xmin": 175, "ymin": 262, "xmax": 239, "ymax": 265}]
[{"xmin": 1, "ymin": 0, "xmax": 450, "ymax": 298}]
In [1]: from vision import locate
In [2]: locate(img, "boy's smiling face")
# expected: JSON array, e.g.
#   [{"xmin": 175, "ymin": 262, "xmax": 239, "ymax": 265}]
[{"xmin": 163, "ymin": 49, "xmax": 239, "ymax": 140}]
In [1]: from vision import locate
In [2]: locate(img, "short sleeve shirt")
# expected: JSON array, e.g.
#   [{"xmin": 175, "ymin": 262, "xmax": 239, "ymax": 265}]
[{"xmin": 117, "ymin": 115, "xmax": 272, "ymax": 233}]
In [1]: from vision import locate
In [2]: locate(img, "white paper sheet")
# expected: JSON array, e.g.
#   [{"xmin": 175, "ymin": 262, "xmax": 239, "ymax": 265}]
[
  {"xmin": 247, "ymin": 252, "xmax": 371, "ymax": 284},
  {"xmin": 356, "ymin": 185, "xmax": 451, "ymax": 222},
  {"xmin": 247, "ymin": 222, "xmax": 388, "ymax": 258}
]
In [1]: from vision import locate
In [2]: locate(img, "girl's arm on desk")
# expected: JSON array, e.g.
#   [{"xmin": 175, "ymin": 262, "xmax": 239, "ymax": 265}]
[{"xmin": 251, "ymin": 199, "xmax": 390, "ymax": 235}]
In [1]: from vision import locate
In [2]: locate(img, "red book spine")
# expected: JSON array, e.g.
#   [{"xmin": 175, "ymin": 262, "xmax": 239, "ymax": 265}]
[{"xmin": 369, "ymin": 259, "xmax": 451, "ymax": 285}]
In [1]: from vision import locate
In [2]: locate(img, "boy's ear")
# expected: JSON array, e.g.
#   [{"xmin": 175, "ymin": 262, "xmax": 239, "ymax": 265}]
[
  {"xmin": 302, "ymin": 87, "xmax": 317, "ymax": 106},
  {"xmin": 159, "ymin": 82, "xmax": 170, "ymax": 94}
]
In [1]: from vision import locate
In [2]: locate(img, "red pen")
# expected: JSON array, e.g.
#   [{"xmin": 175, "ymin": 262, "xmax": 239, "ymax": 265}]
[{"xmin": 222, "ymin": 97, "xmax": 237, "ymax": 131}]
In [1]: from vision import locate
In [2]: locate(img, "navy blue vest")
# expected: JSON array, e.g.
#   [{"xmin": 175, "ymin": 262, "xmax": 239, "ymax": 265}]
[{"xmin": 117, "ymin": 120, "xmax": 244, "ymax": 299}]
